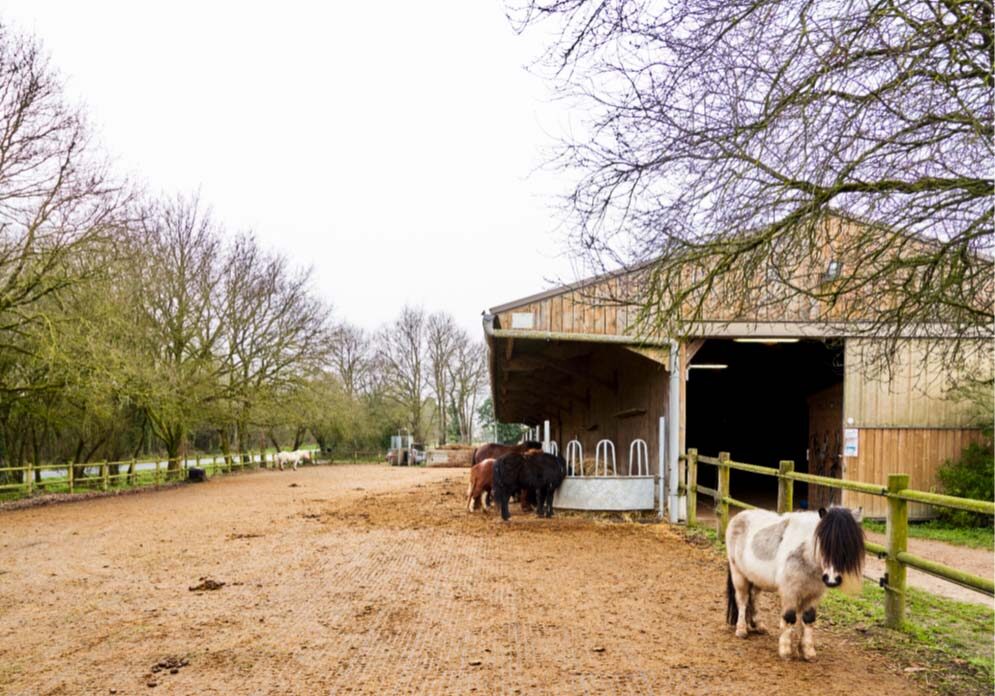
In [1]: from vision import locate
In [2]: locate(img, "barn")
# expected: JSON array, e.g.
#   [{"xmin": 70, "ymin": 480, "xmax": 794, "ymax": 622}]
[{"xmin": 483, "ymin": 219, "xmax": 990, "ymax": 520}]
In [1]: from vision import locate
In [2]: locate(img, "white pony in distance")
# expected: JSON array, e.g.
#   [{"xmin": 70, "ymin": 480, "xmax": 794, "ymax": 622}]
[{"xmin": 274, "ymin": 449, "xmax": 314, "ymax": 471}]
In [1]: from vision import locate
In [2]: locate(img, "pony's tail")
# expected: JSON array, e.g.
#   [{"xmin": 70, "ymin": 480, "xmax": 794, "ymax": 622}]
[{"xmin": 726, "ymin": 565, "xmax": 738, "ymax": 625}]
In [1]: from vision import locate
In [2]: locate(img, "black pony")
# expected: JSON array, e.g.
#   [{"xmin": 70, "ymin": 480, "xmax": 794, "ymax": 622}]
[{"xmin": 492, "ymin": 451, "xmax": 566, "ymax": 520}]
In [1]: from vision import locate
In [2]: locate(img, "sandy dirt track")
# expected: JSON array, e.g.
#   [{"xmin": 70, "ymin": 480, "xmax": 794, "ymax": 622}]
[{"xmin": 0, "ymin": 465, "xmax": 922, "ymax": 695}]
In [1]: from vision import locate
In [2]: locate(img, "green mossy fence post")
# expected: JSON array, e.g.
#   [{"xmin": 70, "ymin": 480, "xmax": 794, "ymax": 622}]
[
  {"xmin": 154, "ymin": 459, "xmax": 161, "ymax": 486},
  {"xmin": 196, "ymin": 454, "xmax": 201, "ymax": 477},
  {"xmin": 25, "ymin": 460, "xmax": 33, "ymax": 495},
  {"xmin": 717, "ymin": 451, "xmax": 730, "ymax": 538},
  {"xmin": 101, "ymin": 460, "xmax": 108, "ymax": 491},
  {"xmin": 885, "ymin": 473, "xmax": 909, "ymax": 628},
  {"xmin": 686, "ymin": 448, "xmax": 698, "ymax": 526},
  {"xmin": 67, "ymin": 461, "xmax": 74, "ymax": 494},
  {"xmin": 777, "ymin": 460, "xmax": 794, "ymax": 514}
]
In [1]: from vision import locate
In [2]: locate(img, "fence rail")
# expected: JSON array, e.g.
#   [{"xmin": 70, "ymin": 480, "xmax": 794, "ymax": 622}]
[
  {"xmin": 683, "ymin": 448, "xmax": 995, "ymax": 627},
  {"xmin": 0, "ymin": 448, "xmax": 321, "ymax": 502}
]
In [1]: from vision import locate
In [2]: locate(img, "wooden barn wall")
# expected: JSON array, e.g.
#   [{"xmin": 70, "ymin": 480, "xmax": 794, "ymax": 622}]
[
  {"xmin": 844, "ymin": 339, "xmax": 991, "ymax": 428},
  {"xmin": 841, "ymin": 428, "xmax": 986, "ymax": 519},
  {"xmin": 841, "ymin": 338, "xmax": 990, "ymax": 519},
  {"xmin": 495, "ymin": 217, "xmax": 990, "ymax": 335},
  {"xmin": 552, "ymin": 346, "xmax": 668, "ymax": 477}
]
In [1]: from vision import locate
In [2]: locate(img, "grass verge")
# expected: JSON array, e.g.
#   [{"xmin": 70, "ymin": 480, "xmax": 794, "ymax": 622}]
[
  {"xmin": 863, "ymin": 519, "xmax": 994, "ymax": 551},
  {"xmin": 821, "ymin": 582, "xmax": 993, "ymax": 696}
]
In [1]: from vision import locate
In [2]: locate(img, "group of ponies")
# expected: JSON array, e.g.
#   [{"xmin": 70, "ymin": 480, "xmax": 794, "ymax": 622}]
[
  {"xmin": 274, "ymin": 449, "xmax": 313, "ymax": 471},
  {"xmin": 726, "ymin": 505, "xmax": 865, "ymax": 660},
  {"xmin": 465, "ymin": 440, "xmax": 567, "ymax": 521}
]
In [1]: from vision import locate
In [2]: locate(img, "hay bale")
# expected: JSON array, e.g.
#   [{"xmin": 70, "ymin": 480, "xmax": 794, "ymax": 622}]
[{"xmin": 425, "ymin": 446, "xmax": 474, "ymax": 467}]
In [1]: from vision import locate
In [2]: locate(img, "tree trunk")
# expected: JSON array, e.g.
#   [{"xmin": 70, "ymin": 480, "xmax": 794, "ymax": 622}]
[{"xmin": 267, "ymin": 431, "xmax": 281, "ymax": 452}]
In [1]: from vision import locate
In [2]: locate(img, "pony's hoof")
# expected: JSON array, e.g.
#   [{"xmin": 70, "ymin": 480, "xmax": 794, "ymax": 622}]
[
  {"xmin": 735, "ymin": 627, "xmax": 749, "ymax": 639},
  {"xmin": 778, "ymin": 646, "xmax": 793, "ymax": 659},
  {"xmin": 802, "ymin": 648, "xmax": 816, "ymax": 661},
  {"xmin": 750, "ymin": 623, "xmax": 768, "ymax": 635}
]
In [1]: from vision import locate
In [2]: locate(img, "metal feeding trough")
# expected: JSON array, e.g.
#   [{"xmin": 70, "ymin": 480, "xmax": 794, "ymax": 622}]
[{"xmin": 553, "ymin": 438, "xmax": 655, "ymax": 511}]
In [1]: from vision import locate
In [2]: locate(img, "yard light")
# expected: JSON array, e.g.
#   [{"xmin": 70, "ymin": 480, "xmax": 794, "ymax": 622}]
[{"xmin": 733, "ymin": 338, "xmax": 800, "ymax": 344}]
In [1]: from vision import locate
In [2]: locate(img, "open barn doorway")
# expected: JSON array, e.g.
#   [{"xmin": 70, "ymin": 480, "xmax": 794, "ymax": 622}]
[{"xmin": 685, "ymin": 338, "xmax": 844, "ymax": 512}]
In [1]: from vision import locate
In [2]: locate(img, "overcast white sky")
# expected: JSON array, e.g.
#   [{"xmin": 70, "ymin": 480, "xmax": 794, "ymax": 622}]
[{"xmin": 0, "ymin": 1, "xmax": 579, "ymax": 336}]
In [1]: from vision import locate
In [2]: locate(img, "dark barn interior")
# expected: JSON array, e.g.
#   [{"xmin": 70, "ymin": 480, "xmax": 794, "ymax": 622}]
[{"xmin": 685, "ymin": 338, "xmax": 844, "ymax": 510}]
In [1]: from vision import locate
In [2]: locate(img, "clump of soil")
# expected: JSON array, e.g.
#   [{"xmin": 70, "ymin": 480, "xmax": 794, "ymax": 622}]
[
  {"xmin": 188, "ymin": 577, "xmax": 225, "ymax": 591},
  {"xmin": 151, "ymin": 656, "xmax": 189, "ymax": 673}
]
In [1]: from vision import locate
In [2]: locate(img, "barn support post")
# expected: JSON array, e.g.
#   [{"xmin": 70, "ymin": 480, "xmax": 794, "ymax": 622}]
[
  {"xmin": 777, "ymin": 460, "xmax": 794, "ymax": 513},
  {"xmin": 667, "ymin": 340, "xmax": 682, "ymax": 523},
  {"xmin": 717, "ymin": 452, "xmax": 731, "ymax": 538},
  {"xmin": 543, "ymin": 420, "xmax": 550, "ymax": 453},
  {"xmin": 686, "ymin": 448, "xmax": 698, "ymax": 526},
  {"xmin": 885, "ymin": 473, "xmax": 909, "ymax": 628},
  {"xmin": 658, "ymin": 417, "xmax": 666, "ymax": 519}
]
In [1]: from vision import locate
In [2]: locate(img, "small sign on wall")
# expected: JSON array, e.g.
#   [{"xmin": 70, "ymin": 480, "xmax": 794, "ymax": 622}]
[
  {"xmin": 843, "ymin": 428, "xmax": 859, "ymax": 457},
  {"xmin": 511, "ymin": 312, "xmax": 535, "ymax": 329}
]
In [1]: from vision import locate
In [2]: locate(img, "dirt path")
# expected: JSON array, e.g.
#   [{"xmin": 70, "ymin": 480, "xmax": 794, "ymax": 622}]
[
  {"xmin": 863, "ymin": 531, "xmax": 994, "ymax": 609},
  {"xmin": 0, "ymin": 465, "xmax": 922, "ymax": 695}
]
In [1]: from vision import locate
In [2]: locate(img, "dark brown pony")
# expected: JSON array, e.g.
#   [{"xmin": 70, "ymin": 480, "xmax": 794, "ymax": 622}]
[{"xmin": 470, "ymin": 440, "xmax": 542, "ymax": 465}]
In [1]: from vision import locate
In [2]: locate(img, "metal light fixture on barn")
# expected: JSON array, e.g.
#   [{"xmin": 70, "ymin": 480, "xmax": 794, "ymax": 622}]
[
  {"xmin": 733, "ymin": 337, "xmax": 800, "ymax": 344},
  {"xmin": 689, "ymin": 363, "xmax": 728, "ymax": 369}
]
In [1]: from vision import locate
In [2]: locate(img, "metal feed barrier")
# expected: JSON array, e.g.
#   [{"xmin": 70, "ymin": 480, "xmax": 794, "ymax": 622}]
[{"xmin": 554, "ymin": 438, "xmax": 656, "ymax": 511}]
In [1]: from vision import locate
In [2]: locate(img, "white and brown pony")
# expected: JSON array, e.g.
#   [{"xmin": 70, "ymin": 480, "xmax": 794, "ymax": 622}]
[{"xmin": 726, "ymin": 507, "xmax": 864, "ymax": 660}]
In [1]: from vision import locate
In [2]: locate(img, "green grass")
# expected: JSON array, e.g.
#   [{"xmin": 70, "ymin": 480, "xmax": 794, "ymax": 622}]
[
  {"xmin": 821, "ymin": 582, "xmax": 994, "ymax": 696},
  {"xmin": 863, "ymin": 519, "xmax": 994, "ymax": 550}
]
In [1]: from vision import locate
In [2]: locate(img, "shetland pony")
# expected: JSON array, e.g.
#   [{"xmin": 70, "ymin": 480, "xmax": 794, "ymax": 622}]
[{"xmin": 725, "ymin": 507, "xmax": 864, "ymax": 660}]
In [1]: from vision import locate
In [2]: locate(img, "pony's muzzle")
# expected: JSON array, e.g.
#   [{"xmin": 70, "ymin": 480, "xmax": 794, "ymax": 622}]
[{"xmin": 822, "ymin": 573, "xmax": 842, "ymax": 587}]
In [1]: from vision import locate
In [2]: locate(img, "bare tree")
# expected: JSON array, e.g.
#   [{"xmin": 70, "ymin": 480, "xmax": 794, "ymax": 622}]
[
  {"xmin": 426, "ymin": 312, "xmax": 459, "ymax": 443},
  {"xmin": 508, "ymin": 1, "xmax": 993, "ymax": 371},
  {"xmin": 127, "ymin": 194, "xmax": 224, "ymax": 467},
  {"xmin": 329, "ymin": 323, "xmax": 371, "ymax": 399},
  {"xmin": 216, "ymin": 233, "xmax": 333, "ymax": 456},
  {"xmin": 447, "ymin": 332, "xmax": 487, "ymax": 443},
  {"xmin": 0, "ymin": 26, "xmax": 126, "ymax": 386},
  {"xmin": 375, "ymin": 306, "xmax": 429, "ymax": 441}
]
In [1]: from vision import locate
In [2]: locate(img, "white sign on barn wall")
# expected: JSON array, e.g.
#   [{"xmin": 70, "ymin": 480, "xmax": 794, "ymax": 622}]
[
  {"xmin": 843, "ymin": 428, "xmax": 859, "ymax": 457},
  {"xmin": 511, "ymin": 312, "xmax": 535, "ymax": 329}
]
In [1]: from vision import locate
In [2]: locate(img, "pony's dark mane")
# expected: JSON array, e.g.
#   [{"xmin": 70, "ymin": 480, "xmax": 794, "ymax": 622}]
[{"xmin": 815, "ymin": 508, "xmax": 865, "ymax": 575}]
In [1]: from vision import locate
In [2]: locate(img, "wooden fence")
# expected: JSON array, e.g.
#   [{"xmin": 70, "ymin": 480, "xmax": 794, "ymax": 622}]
[
  {"xmin": 683, "ymin": 448, "xmax": 995, "ymax": 628},
  {"xmin": 0, "ymin": 447, "xmax": 321, "ymax": 501}
]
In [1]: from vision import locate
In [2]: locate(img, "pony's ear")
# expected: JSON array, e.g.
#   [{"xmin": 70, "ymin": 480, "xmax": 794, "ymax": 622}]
[{"xmin": 818, "ymin": 507, "xmax": 827, "ymax": 518}]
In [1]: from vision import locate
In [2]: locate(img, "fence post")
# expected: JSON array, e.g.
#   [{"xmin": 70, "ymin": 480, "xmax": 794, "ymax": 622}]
[
  {"xmin": 196, "ymin": 454, "xmax": 201, "ymax": 477},
  {"xmin": 68, "ymin": 461, "xmax": 74, "ymax": 494},
  {"xmin": 777, "ymin": 460, "xmax": 794, "ymax": 514},
  {"xmin": 686, "ymin": 448, "xmax": 698, "ymax": 526},
  {"xmin": 717, "ymin": 451, "xmax": 730, "ymax": 538},
  {"xmin": 101, "ymin": 460, "xmax": 108, "ymax": 492},
  {"xmin": 885, "ymin": 473, "xmax": 909, "ymax": 628},
  {"xmin": 26, "ymin": 460, "xmax": 33, "ymax": 496},
  {"xmin": 154, "ymin": 459, "xmax": 161, "ymax": 486}
]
